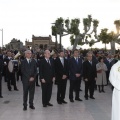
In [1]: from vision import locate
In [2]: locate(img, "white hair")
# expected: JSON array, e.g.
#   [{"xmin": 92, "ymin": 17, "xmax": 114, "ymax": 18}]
[
  {"xmin": 86, "ymin": 52, "xmax": 92, "ymax": 57},
  {"xmin": 25, "ymin": 50, "xmax": 31, "ymax": 54},
  {"xmin": 44, "ymin": 50, "xmax": 50, "ymax": 54}
]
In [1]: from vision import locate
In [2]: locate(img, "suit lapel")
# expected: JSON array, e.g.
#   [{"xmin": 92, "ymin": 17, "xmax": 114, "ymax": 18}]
[
  {"xmin": 73, "ymin": 57, "xmax": 78, "ymax": 65},
  {"xmin": 78, "ymin": 58, "xmax": 80, "ymax": 65},
  {"xmin": 45, "ymin": 58, "xmax": 51, "ymax": 67},
  {"xmin": 25, "ymin": 59, "xmax": 31, "ymax": 68},
  {"xmin": 87, "ymin": 60, "xmax": 93, "ymax": 67},
  {"xmin": 63, "ymin": 58, "xmax": 66, "ymax": 67},
  {"xmin": 25, "ymin": 59, "xmax": 28, "ymax": 64},
  {"xmin": 73, "ymin": 58, "xmax": 76, "ymax": 64},
  {"xmin": 44, "ymin": 58, "xmax": 49, "ymax": 66},
  {"xmin": 58, "ymin": 58, "xmax": 64, "ymax": 68}
]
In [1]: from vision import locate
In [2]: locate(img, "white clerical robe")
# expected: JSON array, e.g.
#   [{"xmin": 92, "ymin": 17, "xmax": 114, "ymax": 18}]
[{"xmin": 109, "ymin": 61, "xmax": 120, "ymax": 120}]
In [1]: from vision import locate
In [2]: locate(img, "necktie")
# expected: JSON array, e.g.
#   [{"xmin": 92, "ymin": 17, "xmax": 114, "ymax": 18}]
[
  {"xmin": 90, "ymin": 61, "xmax": 92, "ymax": 65},
  {"xmin": 28, "ymin": 60, "xmax": 30, "ymax": 64},
  {"xmin": 48, "ymin": 59, "xmax": 51, "ymax": 65},
  {"xmin": 61, "ymin": 58, "xmax": 64, "ymax": 66},
  {"xmin": 76, "ymin": 58, "xmax": 78, "ymax": 64}
]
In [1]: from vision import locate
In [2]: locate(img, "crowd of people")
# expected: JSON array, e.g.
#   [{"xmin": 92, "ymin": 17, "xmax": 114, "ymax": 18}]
[{"xmin": 0, "ymin": 48, "xmax": 118, "ymax": 111}]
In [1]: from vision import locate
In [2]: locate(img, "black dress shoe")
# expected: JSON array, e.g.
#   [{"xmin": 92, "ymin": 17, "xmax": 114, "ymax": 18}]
[
  {"xmin": 29, "ymin": 106, "xmax": 35, "ymax": 109},
  {"xmin": 90, "ymin": 96, "xmax": 95, "ymax": 99},
  {"xmin": 75, "ymin": 98, "xmax": 83, "ymax": 101},
  {"xmin": 36, "ymin": 84, "xmax": 40, "ymax": 87},
  {"xmin": 57, "ymin": 101, "xmax": 62, "ymax": 104},
  {"xmin": 70, "ymin": 99, "xmax": 74, "ymax": 102},
  {"xmin": 62, "ymin": 100, "xmax": 67, "ymax": 104},
  {"xmin": 47, "ymin": 103, "xmax": 53, "ymax": 106},
  {"xmin": 43, "ymin": 104, "xmax": 47, "ymax": 107},
  {"xmin": 23, "ymin": 106, "xmax": 27, "ymax": 111},
  {"xmin": 0, "ymin": 96, "xmax": 3, "ymax": 98},
  {"xmin": 14, "ymin": 89, "xmax": 19, "ymax": 91},
  {"xmin": 84, "ymin": 96, "xmax": 88, "ymax": 100},
  {"xmin": 79, "ymin": 89, "xmax": 82, "ymax": 91},
  {"xmin": 99, "ymin": 90, "xmax": 101, "ymax": 93},
  {"xmin": 102, "ymin": 90, "xmax": 105, "ymax": 93}
]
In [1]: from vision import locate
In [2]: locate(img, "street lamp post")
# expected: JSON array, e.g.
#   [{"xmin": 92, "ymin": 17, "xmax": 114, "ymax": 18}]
[{"xmin": 0, "ymin": 29, "xmax": 3, "ymax": 48}]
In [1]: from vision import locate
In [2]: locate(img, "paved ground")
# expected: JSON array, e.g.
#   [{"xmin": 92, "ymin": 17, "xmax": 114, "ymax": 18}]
[{"xmin": 0, "ymin": 78, "xmax": 112, "ymax": 120}]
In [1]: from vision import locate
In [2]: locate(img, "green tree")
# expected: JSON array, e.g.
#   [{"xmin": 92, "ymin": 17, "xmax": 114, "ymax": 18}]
[
  {"xmin": 51, "ymin": 15, "xmax": 99, "ymax": 50},
  {"xmin": 99, "ymin": 20, "xmax": 120, "ymax": 54},
  {"xmin": 98, "ymin": 28, "xmax": 117, "ymax": 53},
  {"xmin": 51, "ymin": 26, "xmax": 58, "ymax": 48},
  {"xmin": 69, "ymin": 15, "xmax": 99, "ymax": 50},
  {"xmin": 98, "ymin": 29, "xmax": 110, "ymax": 50},
  {"xmin": 51, "ymin": 17, "xmax": 68, "ymax": 49}
]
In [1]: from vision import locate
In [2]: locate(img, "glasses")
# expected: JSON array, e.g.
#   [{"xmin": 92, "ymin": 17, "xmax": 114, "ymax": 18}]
[{"xmin": 88, "ymin": 56, "xmax": 92, "ymax": 57}]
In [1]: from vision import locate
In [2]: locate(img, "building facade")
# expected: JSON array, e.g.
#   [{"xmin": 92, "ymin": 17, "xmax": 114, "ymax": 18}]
[{"xmin": 25, "ymin": 35, "xmax": 58, "ymax": 49}]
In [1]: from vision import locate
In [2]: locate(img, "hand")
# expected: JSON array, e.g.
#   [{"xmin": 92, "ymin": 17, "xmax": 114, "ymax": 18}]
[
  {"xmin": 85, "ymin": 78, "xmax": 88, "ymax": 82},
  {"xmin": 4, "ymin": 62, "xmax": 7, "ymax": 65},
  {"xmin": 52, "ymin": 77, "xmax": 55, "ymax": 82},
  {"xmin": 75, "ymin": 74, "xmax": 80, "ymax": 77},
  {"xmin": 62, "ymin": 75, "xmax": 67, "ymax": 79},
  {"xmin": 41, "ymin": 79, "xmax": 46, "ymax": 83},
  {"xmin": 29, "ymin": 77, "xmax": 34, "ymax": 82}
]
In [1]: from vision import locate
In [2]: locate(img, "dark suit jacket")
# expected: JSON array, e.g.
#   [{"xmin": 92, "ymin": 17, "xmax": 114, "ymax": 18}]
[
  {"xmin": 21, "ymin": 58, "xmax": 37, "ymax": 84},
  {"xmin": 104, "ymin": 58, "xmax": 111, "ymax": 71},
  {"xmin": 0, "ymin": 54, "xmax": 3, "ymax": 60},
  {"xmin": 54, "ymin": 57, "xmax": 68, "ymax": 83},
  {"xmin": 83, "ymin": 60, "xmax": 97, "ymax": 81},
  {"xmin": 0, "ymin": 59, "xmax": 3, "ymax": 76},
  {"xmin": 32, "ymin": 59, "xmax": 39, "ymax": 67},
  {"xmin": 39, "ymin": 58, "xmax": 55, "ymax": 83},
  {"xmin": 69, "ymin": 57, "xmax": 82, "ymax": 80},
  {"xmin": 110, "ymin": 59, "xmax": 115, "ymax": 69}
]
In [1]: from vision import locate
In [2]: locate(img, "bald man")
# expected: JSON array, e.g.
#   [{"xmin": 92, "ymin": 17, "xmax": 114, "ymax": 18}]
[
  {"xmin": 21, "ymin": 50, "xmax": 37, "ymax": 111},
  {"xmin": 39, "ymin": 50, "xmax": 55, "ymax": 107}
]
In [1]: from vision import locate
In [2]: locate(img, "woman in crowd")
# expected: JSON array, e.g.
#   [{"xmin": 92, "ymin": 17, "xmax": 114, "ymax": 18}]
[{"xmin": 96, "ymin": 57, "xmax": 107, "ymax": 93}]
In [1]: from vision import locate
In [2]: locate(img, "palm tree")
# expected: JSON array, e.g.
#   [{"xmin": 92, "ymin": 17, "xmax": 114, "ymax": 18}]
[
  {"xmin": 51, "ymin": 26, "xmax": 58, "ymax": 48},
  {"xmin": 98, "ymin": 29, "xmax": 110, "ymax": 50}
]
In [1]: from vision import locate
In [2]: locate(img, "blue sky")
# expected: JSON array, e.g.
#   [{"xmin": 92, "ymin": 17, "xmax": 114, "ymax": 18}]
[{"xmin": 0, "ymin": 0, "xmax": 120, "ymax": 49}]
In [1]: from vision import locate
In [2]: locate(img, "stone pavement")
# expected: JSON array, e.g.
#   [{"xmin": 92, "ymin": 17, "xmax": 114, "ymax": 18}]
[{"xmin": 0, "ymin": 78, "xmax": 112, "ymax": 120}]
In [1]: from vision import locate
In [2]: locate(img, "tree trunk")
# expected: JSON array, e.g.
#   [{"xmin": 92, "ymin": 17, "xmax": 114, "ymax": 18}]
[
  {"xmin": 55, "ymin": 35, "xmax": 58, "ymax": 48},
  {"xmin": 110, "ymin": 41, "xmax": 115, "ymax": 54},
  {"xmin": 59, "ymin": 34, "xmax": 62, "ymax": 49},
  {"xmin": 105, "ymin": 43, "xmax": 106, "ymax": 51},
  {"xmin": 73, "ymin": 35, "xmax": 79, "ymax": 51}
]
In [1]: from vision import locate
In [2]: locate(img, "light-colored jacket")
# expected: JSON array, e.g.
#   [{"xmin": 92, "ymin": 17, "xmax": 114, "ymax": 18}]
[{"xmin": 96, "ymin": 62, "xmax": 107, "ymax": 85}]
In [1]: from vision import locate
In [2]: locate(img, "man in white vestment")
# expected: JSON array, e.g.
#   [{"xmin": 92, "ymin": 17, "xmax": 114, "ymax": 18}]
[{"xmin": 109, "ymin": 61, "xmax": 120, "ymax": 120}]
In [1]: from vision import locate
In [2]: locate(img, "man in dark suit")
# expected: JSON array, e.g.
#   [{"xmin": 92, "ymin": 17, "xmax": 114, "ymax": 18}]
[
  {"xmin": 39, "ymin": 50, "xmax": 55, "ymax": 107},
  {"xmin": 1, "ymin": 51, "xmax": 7, "ymax": 82},
  {"xmin": 21, "ymin": 50, "xmax": 37, "ymax": 111},
  {"xmin": 4, "ymin": 52, "xmax": 18, "ymax": 91},
  {"xmin": 0, "ymin": 59, "xmax": 3, "ymax": 98},
  {"xmin": 32, "ymin": 54, "xmax": 40, "ymax": 87},
  {"xmin": 110, "ymin": 54, "xmax": 116, "ymax": 68},
  {"xmin": 104, "ymin": 54, "xmax": 111, "ymax": 85},
  {"xmin": 69, "ymin": 49, "xmax": 83, "ymax": 102},
  {"xmin": 83, "ymin": 52, "xmax": 97, "ymax": 100},
  {"xmin": 54, "ymin": 50, "xmax": 68, "ymax": 104}
]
